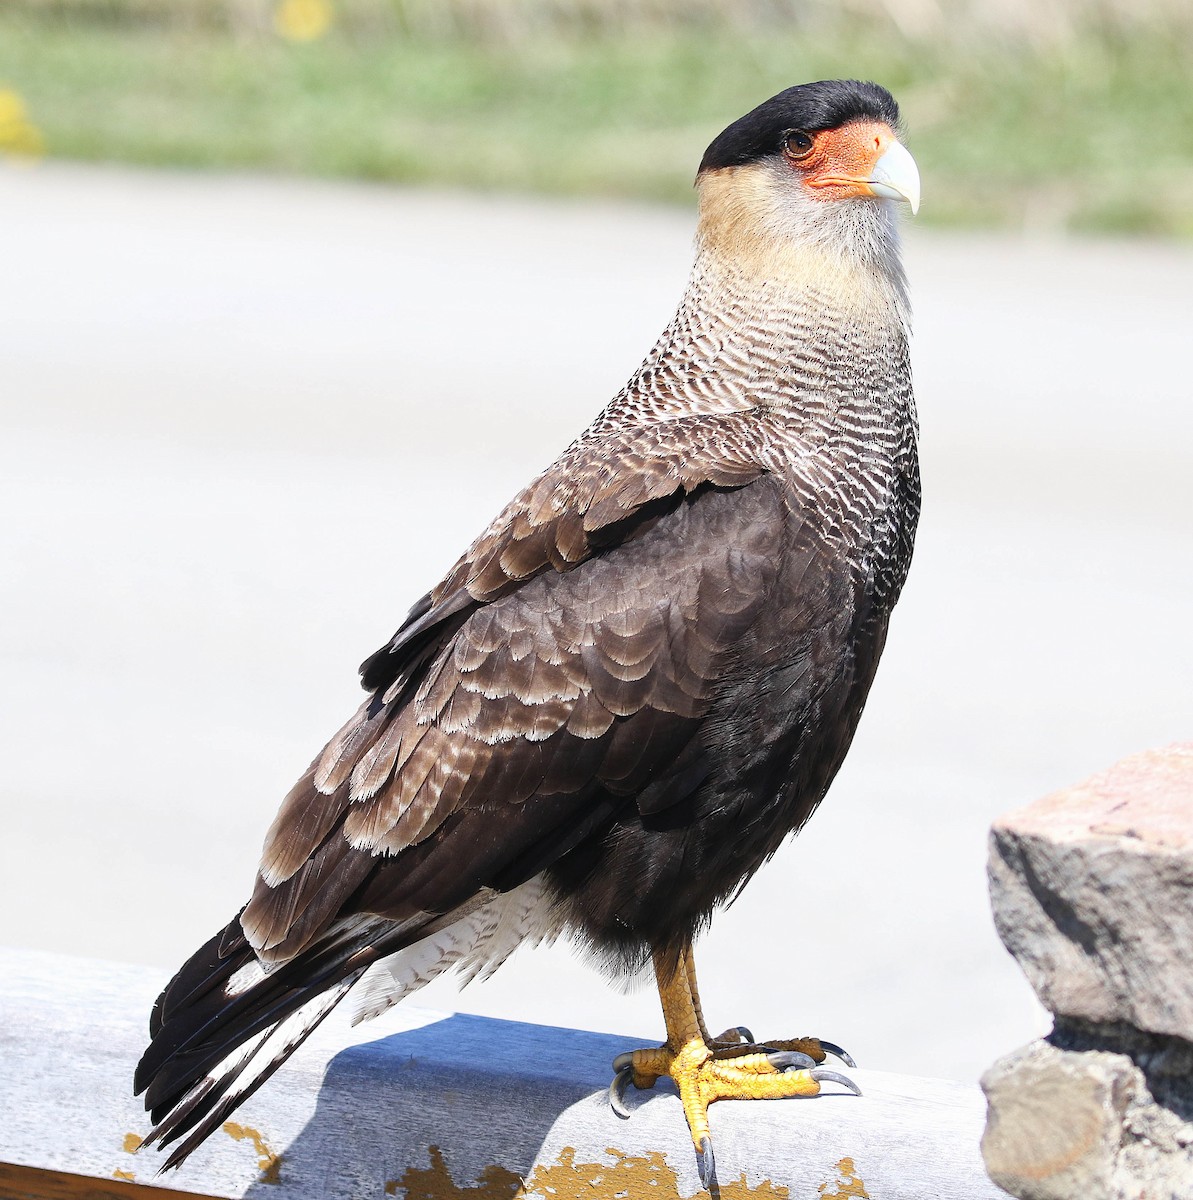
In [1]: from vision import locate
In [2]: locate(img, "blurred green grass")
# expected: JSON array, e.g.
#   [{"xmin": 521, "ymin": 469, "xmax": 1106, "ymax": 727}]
[{"xmin": 2, "ymin": 3, "xmax": 1192, "ymax": 236}]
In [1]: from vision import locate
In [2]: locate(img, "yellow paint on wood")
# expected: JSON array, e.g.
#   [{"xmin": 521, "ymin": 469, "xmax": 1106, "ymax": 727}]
[
  {"xmin": 222, "ymin": 1120, "xmax": 283, "ymax": 1185},
  {"xmin": 717, "ymin": 1171, "xmax": 791, "ymax": 1199},
  {"xmin": 524, "ymin": 1145, "xmax": 791, "ymax": 1198},
  {"xmin": 525, "ymin": 1146, "xmax": 679, "ymax": 1197},
  {"xmin": 386, "ymin": 1144, "xmax": 521, "ymax": 1199},
  {"xmin": 818, "ymin": 1156, "xmax": 871, "ymax": 1199},
  {"xmin": 386, "ymin": 1143, "xmax": 798, "ymax": 1199}
]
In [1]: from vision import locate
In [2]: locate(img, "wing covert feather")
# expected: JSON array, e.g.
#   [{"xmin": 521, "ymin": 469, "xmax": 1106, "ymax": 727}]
[{"xmin": 247, "ymin": 435, "xmax": 786, "ymax": 965}]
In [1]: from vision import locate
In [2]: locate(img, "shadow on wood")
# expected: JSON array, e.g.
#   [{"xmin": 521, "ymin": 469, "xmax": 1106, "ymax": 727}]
[{"xmin": 238, "ymin": 1013, "xmax": 632, "ymax": 1198}]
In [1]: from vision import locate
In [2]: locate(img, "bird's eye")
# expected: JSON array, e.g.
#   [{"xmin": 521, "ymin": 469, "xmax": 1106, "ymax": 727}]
[{"xmin": 783, "ymin": 131, "xmax": 814, "ymax": 161}]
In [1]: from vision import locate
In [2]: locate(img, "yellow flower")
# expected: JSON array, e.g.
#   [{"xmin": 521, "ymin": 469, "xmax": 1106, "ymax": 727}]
[
  {"xmin": 0, "ymin": 88, "xmax": 45, "ymax": 159},
  {"xmin": 274, "ymin": 0, "xmax": 334, "ymax": 42},
  {"xmin": 0, "ymin": 89, "xmax": 25, "ymax": 126}
]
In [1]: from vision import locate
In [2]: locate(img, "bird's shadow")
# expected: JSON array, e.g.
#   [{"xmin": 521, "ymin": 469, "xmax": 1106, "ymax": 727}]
[{"xmin": 241, "ymin": 1012, "xmax": 643, "ymax": 1198}]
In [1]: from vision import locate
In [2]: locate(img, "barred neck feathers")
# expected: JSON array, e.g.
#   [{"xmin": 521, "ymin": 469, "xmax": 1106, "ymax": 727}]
[{"xmin": 596, "ymin": 161, "xmax": 912, "ymax": 437}]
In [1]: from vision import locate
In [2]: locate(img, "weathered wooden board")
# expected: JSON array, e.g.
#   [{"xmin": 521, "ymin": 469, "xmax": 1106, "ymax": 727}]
[
  {"xmin": 0, "ymin": 1162, "xmax": 224, "ymax": 1200},
  {"xmin": 0, "ymin": 946, "xmax": 1005, "ymax": 1198}
]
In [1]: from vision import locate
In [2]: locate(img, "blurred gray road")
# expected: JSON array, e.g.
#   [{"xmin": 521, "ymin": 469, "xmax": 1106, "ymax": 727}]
[{"xmin": 2, "ymin": 163, "xmax": 1190, "ymax": 1084}]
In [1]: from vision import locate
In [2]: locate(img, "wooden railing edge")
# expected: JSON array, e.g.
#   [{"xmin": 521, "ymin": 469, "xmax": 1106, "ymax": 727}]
[{"xmin": 1, "ymin": 946, "xmax": 1003, "ymax": 1199}]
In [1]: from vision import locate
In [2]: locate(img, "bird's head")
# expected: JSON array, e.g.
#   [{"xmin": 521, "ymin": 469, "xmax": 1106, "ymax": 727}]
[{"xmin": 695, "ymin": 80, "xmax": 919, "ymax": 291}]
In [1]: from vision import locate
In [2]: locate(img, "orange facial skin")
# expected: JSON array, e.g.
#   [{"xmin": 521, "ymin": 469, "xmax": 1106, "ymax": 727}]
[{"xmin": 789, "ymin": 120, "xmax": 900, "ymax": 204}]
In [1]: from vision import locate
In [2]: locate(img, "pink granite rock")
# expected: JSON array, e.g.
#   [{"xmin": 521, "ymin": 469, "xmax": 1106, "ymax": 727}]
[
  {"xmin": 988, "ymin": 743, "xmax": 1193, "ymax": 1042},
  {"xmin": 983, "ymin": 746, "xmax": 1193, "ymax": 1200}
]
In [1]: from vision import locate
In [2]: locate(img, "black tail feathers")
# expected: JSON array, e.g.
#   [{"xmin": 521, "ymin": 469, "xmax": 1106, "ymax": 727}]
[{"xmin": 135, "ymin": 911, "xmax": 397, "ymax": 1170}]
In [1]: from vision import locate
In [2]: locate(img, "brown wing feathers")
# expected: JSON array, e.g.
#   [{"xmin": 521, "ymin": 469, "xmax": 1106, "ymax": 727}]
[
  {"xmin": 137, "ymin": 427, "xmax": 782, "ymax": 1166},
  {"xmin": 250, "ymin": 467, "xmax": 780, "ymax": 959},
  {"xmin": 254, "ymin": 420, "xmax": 763, "ymax": 900},
  {"xmin": 412, "ymin": 416, "xmax": 763, "ymax": 608}
]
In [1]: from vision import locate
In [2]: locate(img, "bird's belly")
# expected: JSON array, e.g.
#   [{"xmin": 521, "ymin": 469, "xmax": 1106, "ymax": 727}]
[{"xmin": 546, "ymin": 577, "xmax": 889, "ymax": 972}]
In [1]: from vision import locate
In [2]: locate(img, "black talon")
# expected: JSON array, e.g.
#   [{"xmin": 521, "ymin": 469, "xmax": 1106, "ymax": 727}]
[
  {"xmin": 766, "ymin": 1049, "xmax": 817, "ymax": 1073},
  {"xmin": 612, "ymin": 1051, "xmax": 635, "ymax": 1072},
  {"xmin": 609, "ymin": 1065, "xmax": 634, "ymax": 1118},
  {"xmin": 811, "ymin": 1068, "xmax": 862, "ymax": 1096},
  {"xmin": 733, "ymin": 1025, "xmax": 754, "ymax": 1043},
  {"xmin": 817, "ymin": 1040, "xmax": 857, "ymax": 1069},
  {"xmin": 697, "ymin": 1135, "xmax": 716, "ymax": 1189}
]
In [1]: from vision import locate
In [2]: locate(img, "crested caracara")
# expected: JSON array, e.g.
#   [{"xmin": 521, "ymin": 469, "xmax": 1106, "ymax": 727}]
[{"xmin": 135, "ymin": 78, "xmax": 921, "ymax": 1188}]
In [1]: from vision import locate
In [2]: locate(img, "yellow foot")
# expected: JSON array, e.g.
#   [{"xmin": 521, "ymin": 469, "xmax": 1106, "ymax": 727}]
[
  {"xmin": 632, "ymin": 945, "xmax": 861, "ymax": 1189},
  {"xmin": 608, "ymin": 1035, "xmax": 860, "ymax": 1188},
  {"xmin": 706, "ymin": 1030, "xmax": 858, "ymax": 1069}
]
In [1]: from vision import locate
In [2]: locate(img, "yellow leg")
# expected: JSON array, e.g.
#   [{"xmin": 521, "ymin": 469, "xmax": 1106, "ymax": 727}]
[
  {"xmin": 609, "ymin": 944, "xmax": 859, "ymax": 1188},
  {"xmin": 684, "ymin": 948, "xmax": 715, "ymax": 1044},
  {"xmin": 685, "ymin": 945, "xmax": 849, "ymax": 1065},
  {"xmin": 684, "ymin": 947, "xmax": 751, "ymax": 1050}
]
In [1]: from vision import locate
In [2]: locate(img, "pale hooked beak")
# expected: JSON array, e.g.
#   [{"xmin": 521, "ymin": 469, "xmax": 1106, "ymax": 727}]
[{"xmin": 867, "ymin": 140, "xmax": 920, "ymax": 215}]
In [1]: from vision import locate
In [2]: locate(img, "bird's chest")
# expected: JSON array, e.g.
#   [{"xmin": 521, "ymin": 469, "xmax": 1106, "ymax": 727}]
[
  {"xmin": 769, "ymin": 367, "xmax": 919, "ymax": 604},
  {"xmin": 695, "ymin": 464, "xmax": 915, "ymax": 870}
]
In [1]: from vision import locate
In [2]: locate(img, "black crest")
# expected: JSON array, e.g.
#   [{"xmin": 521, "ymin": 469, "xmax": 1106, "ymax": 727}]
[{"xmin": 699, "ymin": 80, "xmax": 901, "ymax": 174}]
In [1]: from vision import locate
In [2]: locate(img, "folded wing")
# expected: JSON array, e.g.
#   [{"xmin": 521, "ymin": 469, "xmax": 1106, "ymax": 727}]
[{"xmin": 137, "ymin": 416, "xmax": 791, "ymax": 1167}]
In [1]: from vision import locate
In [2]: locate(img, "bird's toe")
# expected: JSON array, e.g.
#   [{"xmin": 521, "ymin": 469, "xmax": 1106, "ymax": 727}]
[
  {"xmin": 697, "ymin": 1135, "xmax": 716, "ymax": 1189},
  {"xmin": 764, "ymin": 1049, "xmax": 818, "ymax": 1072},
  {"xmin": 730, "ymin": 1034, "xmax": 856, "ymax": 1069},
  {"xmin": 810, "ymin": 1067, "xmax": 863, "ymax": 1096},
  {"xmin": 709, "ymin": 1024, "xmax": 754, "ymax": 1046},
  {"xmin": 608, "ymin": 1063, "xmax": 635, "ymax": 1118}
]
